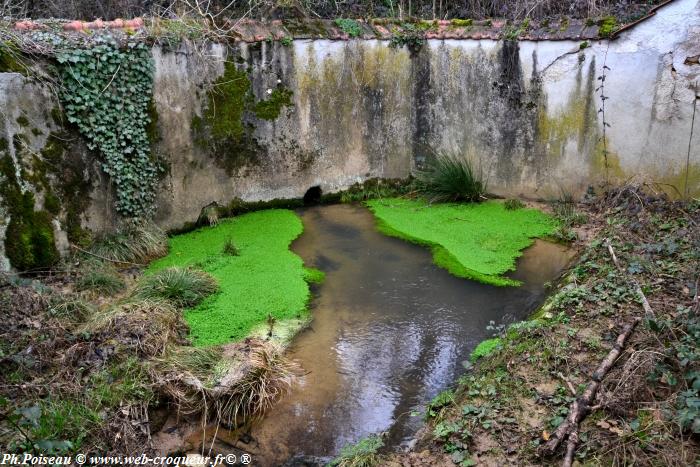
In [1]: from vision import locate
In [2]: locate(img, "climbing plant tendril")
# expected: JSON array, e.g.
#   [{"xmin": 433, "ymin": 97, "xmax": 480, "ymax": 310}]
[{"xmin": 57, "ymin": 38, "xmax": 160, "ymax": 217}]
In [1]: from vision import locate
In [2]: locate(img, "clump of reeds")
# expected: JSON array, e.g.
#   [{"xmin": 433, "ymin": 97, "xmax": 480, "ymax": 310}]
[
  {"xmin": 131, "ymin": 267, "xmax": 218, "ymax": 308},
  {"xmin": 414, "ymin": 152, "xmax": 487, "ymax": 203},
  {"xmin": 89, "ymin": 220, "xmax": 168, "ymax": 264}
]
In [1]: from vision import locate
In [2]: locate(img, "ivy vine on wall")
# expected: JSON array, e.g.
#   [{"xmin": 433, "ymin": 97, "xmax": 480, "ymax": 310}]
[{"xmin": 56, "ymin": 38, "xmax": 161, "ymax": 218}]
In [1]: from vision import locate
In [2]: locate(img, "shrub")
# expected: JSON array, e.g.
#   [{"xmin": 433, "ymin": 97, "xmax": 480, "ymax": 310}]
[
  {"xmin": 414, "ymin": 153, "xmax": 487, "ymax": 203},
  {"xmin": 89, "ymin": 220, "xmax": 167, "ymax": 264},
  {"xmin": 132, "ymin": 267, "xmax": 218, "ymax": 308},
  {"xmin": 330, "ymin": 434, "xmax": 384, "ymax": 467}
]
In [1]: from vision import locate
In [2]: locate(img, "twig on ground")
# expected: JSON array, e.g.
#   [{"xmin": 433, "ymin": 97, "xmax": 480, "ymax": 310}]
[
  {"xmin": 540, "ymin": 317, "xmax": 642, "ymax": 460},
  {"xmin": 541, "ymin": 238, "xmax": 658, "ymax": 465}
]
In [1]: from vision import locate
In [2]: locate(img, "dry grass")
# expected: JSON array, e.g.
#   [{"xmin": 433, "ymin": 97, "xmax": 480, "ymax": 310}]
[
  {"xmin": 83, "ymin": 299, "xmax": 188, "ymax": 357},
  {"xmin": 150, "ymin": 339, "xmax": 299, "ymax": 426},
  {"xmin": 89, "ymin": 220, "xmax": 168, "ymax": 265}
]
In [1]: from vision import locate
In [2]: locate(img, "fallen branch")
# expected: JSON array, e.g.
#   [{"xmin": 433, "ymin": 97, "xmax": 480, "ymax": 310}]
[
  {"xmin": 540, "ymin": 317, "xmax": 641, "ymax": 458},
  {"xmin": 562, "ymin": 429, "xmax": 579, "ymax": 467},
  {"xmin": 540, "ymin": 238, "xmax": 655, "ymax": 464}
]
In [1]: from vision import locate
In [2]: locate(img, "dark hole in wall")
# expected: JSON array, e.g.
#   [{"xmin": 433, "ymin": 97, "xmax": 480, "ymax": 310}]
[{"xmin": 303, "ymin": 186, "xmax": 322, "ymax": 205}]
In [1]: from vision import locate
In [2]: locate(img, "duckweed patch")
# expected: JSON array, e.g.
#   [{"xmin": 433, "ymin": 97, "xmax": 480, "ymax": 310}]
[
  {"xmin": 147, "ymin": 210, "xmax": 312, "ymax": 346},
  {"xmin": 366, "ymin": 199, "xmax": 557, "ymax": 286}
]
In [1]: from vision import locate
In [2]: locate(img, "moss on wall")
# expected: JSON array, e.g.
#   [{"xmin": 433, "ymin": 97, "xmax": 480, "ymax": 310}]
[
  {"xmin": 536, "ymin": 57, "xmax": 597, "ymax": 162},
  {"xmin": 591, "ymin": 138, "xmax": 624, "ymax": 180},
  {"xmin": 598, "ymin": 16, "xmax": 618, "ymax": 38},
  {"xmin": 0, "ymin": 41, "xmax": 28, "ymax": 75},
  {"xmin": 253, "ymin": 88, "xmax": 294, "ymax": 120},
  {"xmin": 40, "ymin": 132, "xmax": 93, "ymax": 246},
  {"xmin": 205, "ymin": 61, "xmax": 253, "ymax": 141},
  {"xmin": 0, "ymin": 154, "xmax": 59, "ymax": 271},
  {"xmin": 194, "ymin": 59, "xmax": 295, "ymax": 175},
  {"xmin": 650, "ymin": 163, "xmax": 700, "ymax": 197},
  {"xmin": 146, "ymin": 98, "xmax": 161, "ymax": 145}
]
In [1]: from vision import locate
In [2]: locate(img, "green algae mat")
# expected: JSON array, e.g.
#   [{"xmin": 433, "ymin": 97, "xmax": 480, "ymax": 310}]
[
  {"xmin": 366, "ymin": 199, "xmax": 557, "ymax": 286},
  {"xmin": 147, "ymin": 210, "xmax": 313, "ymax": 346}
]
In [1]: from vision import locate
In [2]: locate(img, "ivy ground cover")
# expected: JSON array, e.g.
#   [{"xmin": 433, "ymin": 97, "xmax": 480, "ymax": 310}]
[
  {"xmin": 366, "ymin": 199, "xmax": 557, "ymax": 286},
  {"xmin": 147, "ymin": 210, "xmax": 313, "ymax": 346}
]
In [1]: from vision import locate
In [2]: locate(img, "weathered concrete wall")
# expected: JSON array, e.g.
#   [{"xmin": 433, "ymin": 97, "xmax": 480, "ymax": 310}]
[{"xmin": 0, "ymin": 0, "xmax": 698, "ymax": 270}]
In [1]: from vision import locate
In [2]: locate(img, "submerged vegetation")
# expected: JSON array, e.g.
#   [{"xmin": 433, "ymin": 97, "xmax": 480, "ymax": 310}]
[
  {"xmin": 147, "ymin": 209, "xmax": 313, "ymax": 346},
  {"xmin": 366, "ymin": 198, "xmax": 557, "ymax": 286}
]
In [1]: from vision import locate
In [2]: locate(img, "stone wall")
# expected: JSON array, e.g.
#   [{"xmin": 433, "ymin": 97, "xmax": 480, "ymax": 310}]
[{"xmin": 0, "ymin": 0, "xmax": 698, "ymax": 270}]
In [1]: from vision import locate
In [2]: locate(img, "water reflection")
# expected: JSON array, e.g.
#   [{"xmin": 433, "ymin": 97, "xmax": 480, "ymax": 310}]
[{"xmin": 248, "ymin": 204, "xmax": 574, "ymax": 465}]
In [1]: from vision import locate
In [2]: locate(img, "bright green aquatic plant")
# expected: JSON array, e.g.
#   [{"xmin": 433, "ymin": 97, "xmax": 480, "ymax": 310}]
[
  {"xmin": 366, "ymin": 199, "xmax": 557, "ymax": 286},
  {"xmin": 147, "ymin": 210, "xmax": 312, "ymax": 346}
]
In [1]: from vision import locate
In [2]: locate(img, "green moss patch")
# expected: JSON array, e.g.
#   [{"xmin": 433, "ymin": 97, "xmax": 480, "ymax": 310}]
[
  {"xmin": 598, "ymin": 16, "xmax": 618, "ymax": 38},
  {"xmin": 0, "ymin": 41, "xmax": 28, "ymax": 75},
  {"xmin": 0, "ymin": 155, "xmax": 59, "ymax": 271},
  {"xmin": 365, "ymin": 199, "xmax": 557, "ymax": 286},
  {"xmin": 147, "ymin": 209, "xmax": 312, "ymax": 346},
  {"xmin": 470, "ymin": 337, "xmax": 503, "ymax": 362},
  {"xmin": 253, "ymin": 88, "xmax": 293, "ymax": 120}
]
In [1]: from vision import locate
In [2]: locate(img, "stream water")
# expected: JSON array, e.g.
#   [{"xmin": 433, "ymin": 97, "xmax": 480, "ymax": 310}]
[{"xmin": 241, "ymin": 204, "xmax": 575, "ymax": 465}]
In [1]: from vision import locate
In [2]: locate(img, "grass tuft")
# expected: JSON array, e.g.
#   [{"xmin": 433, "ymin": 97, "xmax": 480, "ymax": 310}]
[
  {"xmin": 47, "ymin": 294, "xmax": 95, "ymax": 323},
  {"xmin": 222, "ymin": 237, "xmax": 240, "ymax": 256},
  {"xmin": 89, "ymin": 220, "xmax": 167, "ymax": 265},
  {"xmin": 504, "ymin": 198, "xmax": 525, "ymax": 210},
  {"xmin": 151, "ymin": 339, "xmax": 299, "ymax": 426},
  {"xmin": 414, "ymin": 153, "xmax": 487, "ymax": 203},
  {"xmin": 133, "ymin": 267, "xmax": 218, "ymax": 308},
  {"xmin": 75, "ymin": 266, "xmax": 125, "ymax": 296}
]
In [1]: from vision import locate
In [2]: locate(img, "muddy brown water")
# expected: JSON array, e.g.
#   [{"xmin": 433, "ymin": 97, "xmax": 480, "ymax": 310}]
[{"xmin": 238, "ymin": 204, "xmax": 575, "ymax": 465}]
